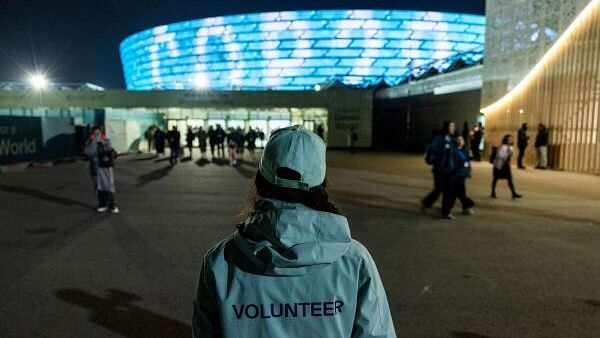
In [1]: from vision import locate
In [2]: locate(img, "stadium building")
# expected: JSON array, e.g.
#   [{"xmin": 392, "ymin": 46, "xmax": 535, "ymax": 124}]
[{"xmin": 0, "ymin": 7, "xmax": 487, "ymax": 165}]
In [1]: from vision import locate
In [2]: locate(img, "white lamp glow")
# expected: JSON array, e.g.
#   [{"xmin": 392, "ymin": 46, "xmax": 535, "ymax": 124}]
[
  {"xmin": 193, "ymin": 73, "xmax": 209, "ymax": 89},
  {"xmin": 28, "ymin": 73, "xmax": 49, "ymax": 90}
]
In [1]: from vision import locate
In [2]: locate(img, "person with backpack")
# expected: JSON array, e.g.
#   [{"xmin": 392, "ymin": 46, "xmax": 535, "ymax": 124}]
[
  {"xmin": 453, "ymin": 135, "xmax": 475, "ymax": 215},
  {"xmin": 422, "ymin": 121, "xmax": 458, "ymax": 219},
  {"xmin": 491, "ymin": 134, "xmax": 523, "ymax": 199},
  {"xmin": 84, "ymin": 126, "xmax": 119, "ymax": 214},
  {"xmin": 192, "ymin": 125, "xmax": 396, "ymax": 338}
]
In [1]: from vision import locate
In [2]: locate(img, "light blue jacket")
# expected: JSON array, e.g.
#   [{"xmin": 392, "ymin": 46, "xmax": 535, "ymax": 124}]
[{"xmin": 193, "ymin": 199, "xmax": 396, "ymax": 338}]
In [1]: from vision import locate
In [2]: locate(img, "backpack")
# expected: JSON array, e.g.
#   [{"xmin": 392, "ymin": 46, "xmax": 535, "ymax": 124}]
[
  {"xmin": 97, "ymin": 143, "xmax": 116, "ymax": 168},
  {"xmin": 489, "ymin": 146, "xmax": 498, "ymax": 164}
]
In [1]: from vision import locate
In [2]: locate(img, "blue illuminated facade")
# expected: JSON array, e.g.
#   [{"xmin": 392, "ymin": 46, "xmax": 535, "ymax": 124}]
[{"xmin": 120, "ymin": 10, "xmax": 485, "ymax": 91}]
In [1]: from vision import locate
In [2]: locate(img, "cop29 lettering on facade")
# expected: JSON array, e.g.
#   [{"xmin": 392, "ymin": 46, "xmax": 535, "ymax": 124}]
[{"xmin": 120, "ymin": 10, "xmax": 485, "ymax": 91}]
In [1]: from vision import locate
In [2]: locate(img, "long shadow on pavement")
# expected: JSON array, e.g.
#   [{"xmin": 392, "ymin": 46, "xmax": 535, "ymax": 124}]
[
  {"xmin": 195, "ymin": 158, "xmax": 210, "ymax": 167},
  {"xmin": 212, "ymin": 158, "xmax": 229, "ymax": 166},
  {"xmin": 127, "ymin": 156, "xmax": 157, "ymax": 162},
  {"xmin": 55, "ymin": 288, "xmax": 191, "ymax": 338},
  {"xmin": 0, "ymin": 184, "xmax": 96, "ymax": 210},
  {"xmin": 135, "ymin": 166, "xmax": 173, "ymax": 188},
  {"xmin": 234, "ymin": 161, "xmax": 257, "ymax": 179}
]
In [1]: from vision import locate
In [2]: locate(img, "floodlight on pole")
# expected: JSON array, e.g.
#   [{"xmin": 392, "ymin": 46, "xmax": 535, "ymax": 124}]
[{"xmin": 27, "ymin": 73, "xmax": 49, "ymax": 90}]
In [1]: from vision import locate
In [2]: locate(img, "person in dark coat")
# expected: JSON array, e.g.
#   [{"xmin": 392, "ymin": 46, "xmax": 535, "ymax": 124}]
[
  {"xmin": 186, "ymin": 127, "xmax": 195, "ymax": 159},
  {"xmin": 234, "ymin": 127, "xmax": 245, "ymax": 155},
  {"xmin": 535, "ymin": 123, "xmax": 549, "ymax": 169},
  {"xmin": 491, "ymin": 134, "xmax": 522, "ymax": 199},
  {"xmin": 517, "ymin": 123, "xmax": 530, "ymax": 169},
  {"xmin": 207, "ymin": 126, "xmax": 216, "ymax": 158},
  {"xmin": 453, "ymin": 135, "xmax": 475, "ymax": 215},
  {"xmin": 461, "ymin": 122, "xmax": 470, "ymax": 151},
  {"xmin": 167, "ymin": 126, "xmax": 181, "ymax": 166},
  {"xmin": 197, "ymin": 126, "xmax": 208, "ymax": 159},
  {"xmin": 84, "ymin": 126, "xmax": 119, "ymax": 213},
  {"xmin": 422, "ymin": 120, "xmax": 458, "ymax": 219},
  {"xmin": 471, "ymin": 122, "xmax": 484, "ymax": 161},
  {"xmin": 154, "ymin": 127, "xmax": 166, "ymax": 157},
  {"xmin": 348, "ymin": 127, "xmax": 358, "ymax": 154},
  {"xmin": 144, "ymin": 126, "xmax": 155, "ymax": 154},
  {"xmin": 245, "ymin": 127, "xmax": 258, "ymax": 161},
  {"xmin": 215, "ymin": 124, "xmax": 226, "ymax": 159},
  {"xmin": 316, "ymin": 124, "xmax": 325, "ymax": 141}
]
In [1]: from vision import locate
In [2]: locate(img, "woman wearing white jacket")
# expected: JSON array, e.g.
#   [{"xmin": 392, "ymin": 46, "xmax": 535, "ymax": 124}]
[
  {"xmin": 491, "ymin": 134, "xmax": 523, "ymax": 199},
  {"xmin": 84, "ymin": 127, "xmax": 119, "ymax": 213},
  {"xmin": 193, "ymin": 126, "xmax": 396, "ymax": 338}
]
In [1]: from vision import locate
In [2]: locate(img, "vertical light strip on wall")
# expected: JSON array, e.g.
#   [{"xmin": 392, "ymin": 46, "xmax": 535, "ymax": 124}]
[{"xmin": 480, "ymin": 0, "xmax": 600, "ymax": 114}]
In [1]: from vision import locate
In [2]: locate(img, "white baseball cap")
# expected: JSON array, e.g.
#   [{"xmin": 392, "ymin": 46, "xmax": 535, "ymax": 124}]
[{"xmin": 259, "ymin": 125, "xmax": 326, "ymax": 191}]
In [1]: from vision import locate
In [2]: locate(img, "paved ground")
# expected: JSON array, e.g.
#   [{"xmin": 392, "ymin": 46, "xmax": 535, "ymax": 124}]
[{"xmin": 1, "ymin": 150, "xmax": 600, "ymax": 338}]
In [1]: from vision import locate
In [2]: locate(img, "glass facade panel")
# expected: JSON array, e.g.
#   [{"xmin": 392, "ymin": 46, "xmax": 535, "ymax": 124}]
[{"xmin": 120, "ymin": 9, "xmax": 485, "ymax": 90}]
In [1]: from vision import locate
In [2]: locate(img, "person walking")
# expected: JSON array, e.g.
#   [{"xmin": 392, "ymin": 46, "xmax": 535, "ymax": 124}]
[
  {"xmin": 154, "ymin": 127, "xmax": 166, "ymax": 158},
  {"xmin": 517, "ymin": 123, "xmax": 530, "ymax": 169},
  {"xmin": 491, "ymin": 134, "xmax": 523, "ymax": 199},
  {"xmin": 167, "ymin": 126, "xmax": 181, "ymax": 166},
  {"xmin": 535, "ymin": 123, "xmax": 549, "ymax": 169},
  {"xmin": 192, "ymin": 125, "xmax": 396, "ymax": 338},
  {"xmin": 186, "ymin": 127, "xmax": 195, "ymax": 159},
  {"xmin": 453, "ymin": 135, "xmax": 475, "ymax": 215},
  {"xmin": 215, "ymin": 124, "xmax": 226, "ymax": 159},
  {"xmin": 84, "ymin": 127, "xmax": 119, "ymax": 214},
  {"xmin": 197, "ymin": 126, "xmax": 208, "ymax": 159},
  {"xmin": 422, "ymin": 120, "xmax": 458, "ymax": 219},
  {"xmin": 471, "ymin": 122, "xmax": 484, "ymax": 161}
]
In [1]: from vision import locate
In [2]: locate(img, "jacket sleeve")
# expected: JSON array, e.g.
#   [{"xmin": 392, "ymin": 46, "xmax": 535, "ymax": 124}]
[
  {"xmin": 352, "ymin": 247, "xmax": 397, "ymax": 338},
  {"xmin": 83, "ymin": 140, "xmax": 97, "ymax": 158},
  {"xmin": 192, "ymin": 258, "xmax": 222, "ymax": 338}
]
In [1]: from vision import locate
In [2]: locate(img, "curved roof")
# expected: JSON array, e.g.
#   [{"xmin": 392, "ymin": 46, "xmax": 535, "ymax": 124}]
[{"xmin": 120, "ymin": 10, "xmax": 485, "ymax": 91}]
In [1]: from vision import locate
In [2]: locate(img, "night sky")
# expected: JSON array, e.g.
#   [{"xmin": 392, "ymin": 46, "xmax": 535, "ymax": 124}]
[{"xmin": 0, "ymin": 0, "xmax": 485, "ymax": 89}]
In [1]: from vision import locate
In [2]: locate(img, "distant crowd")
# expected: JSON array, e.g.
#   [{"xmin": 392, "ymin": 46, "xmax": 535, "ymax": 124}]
[{"xmin": 145, "ymin": 124, "xmax": 265, "ymax": 166}]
